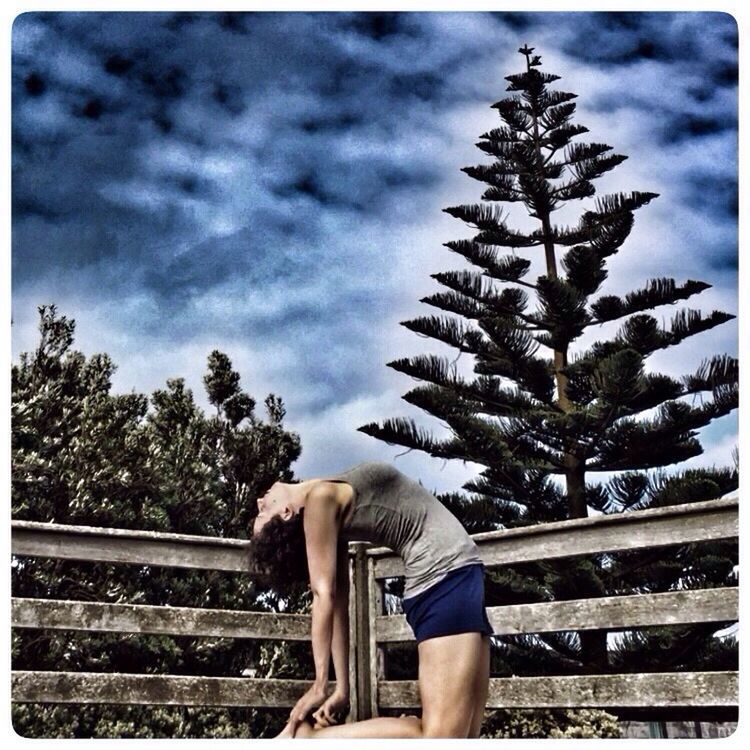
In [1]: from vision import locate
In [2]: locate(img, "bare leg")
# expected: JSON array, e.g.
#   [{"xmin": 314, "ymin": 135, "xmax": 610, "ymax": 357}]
[
  {"xmin": 467, "ymin": 634, "xmax": 491, "ymax": 738},
  {"xmin": 419, "ymin": 631, "xmax": 485, "ymax": 738},
  {"xmin": 291, "ymin": 633, "xmax": 483, "ymax": 738},
  {"xmin": 291, "ymin": 715, "xmax": 422, "ymax": 739}
]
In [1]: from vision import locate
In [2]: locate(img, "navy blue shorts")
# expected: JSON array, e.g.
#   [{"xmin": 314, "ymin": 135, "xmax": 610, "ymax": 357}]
[{"xmin": 402, "ymin": 562, "xmax": 494, "ymax": 643}]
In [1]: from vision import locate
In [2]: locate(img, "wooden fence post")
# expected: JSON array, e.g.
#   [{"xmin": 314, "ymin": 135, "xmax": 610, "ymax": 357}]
[
  {"xmin": 352, "ymin": 543, "xmax": 372, "ymax": 721},
  {"xmin": 367, "ymin": 556, "xmax": 385, "ymax": 719},
  {"xmin": 346, "ymin": 550, "xmax": 359, "ymax": 723}
]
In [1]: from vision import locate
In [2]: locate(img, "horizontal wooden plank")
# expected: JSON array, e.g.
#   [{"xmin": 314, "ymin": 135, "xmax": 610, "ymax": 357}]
[
  {"xmin": 11, "ymin": 671, "xmax": 313, "ymax": 707},
  {"xmin": 378, "ymin": 671, "xmax": 739, "ymax": 709},
  {"xmin": 12, "ymin": 598, "xmax": 312, "ymax": 641},
  {"xmin": 12, "ymin": 522, "xmax": 254, "ymax": 573},
  {"xmin": 11, "ymin": 520, "xmax": 250, "ymax": 547},
  {"xmin": 372, "ymin": 496, "xmax": 738, "ymax": 579},
  {"xmin": 12, "ymin": 670, "xmax": 739, "ymax": 711},
  {"xmin": 376, "ymin": 586, "xmax": 739, "ymax": 642},
  {"xmin": 11, "ymin": 520, "xmax": 361, "ymax": 573},
  {"xmin": 12, "ymin": 498, "xmax": 736, "ymax": 581}
]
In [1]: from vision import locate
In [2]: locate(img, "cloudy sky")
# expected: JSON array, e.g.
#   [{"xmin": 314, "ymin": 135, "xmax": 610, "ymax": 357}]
[{"xmin": 11, "ymin": 11, "xmax": 738, "ymax": 496}]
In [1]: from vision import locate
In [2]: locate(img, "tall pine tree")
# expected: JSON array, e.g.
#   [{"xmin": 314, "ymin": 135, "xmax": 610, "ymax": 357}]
[{"xmin": 359, "ymin": 45, "xmax": 738, "ymax": 725}]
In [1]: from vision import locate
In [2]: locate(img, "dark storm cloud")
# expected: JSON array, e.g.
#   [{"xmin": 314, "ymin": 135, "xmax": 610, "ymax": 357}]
[
  {"xmin": 551, "ymin": 11, "xmax": 737, "ymax": 67},
  {"xmin": 546, "ymin": 12, "xmax": 737, "ymax": 155},
  {"xmin": 489, "ymin": 12, "xmax": 536, "ymax": 32},
  {"xmin": 344, "ymin": 11, "xmax": 410, "ymax": 41},
  {"xmin": 11, "ymin": 11, "xmax": 477, "ymax": 297},
  {"xmin": 663, "ymin": 113, "xmax": 733, "ymax": 143},
  {"xmin": 681, "ymin": 173, "xmax": 738, "ymax": 224}
]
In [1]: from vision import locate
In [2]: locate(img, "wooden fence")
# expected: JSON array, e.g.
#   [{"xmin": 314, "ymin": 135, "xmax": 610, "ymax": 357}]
[{"xmin": 11, "ymin": 496, "xmax": 738, "ymax": 727}]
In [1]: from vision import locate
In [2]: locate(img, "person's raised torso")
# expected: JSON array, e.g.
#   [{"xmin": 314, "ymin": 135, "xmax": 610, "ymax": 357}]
[{"xmin": 318, "ymin": 460, "xmax": 482, "ymax": 599}]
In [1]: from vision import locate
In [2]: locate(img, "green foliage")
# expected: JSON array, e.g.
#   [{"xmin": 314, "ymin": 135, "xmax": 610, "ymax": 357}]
[
  {"xmin": 11, "ymin": 703, "xmax": 263, "ymax": 739},
  {"xmin": 12, "ymin": 304, "xmax": 308, "ymax": 738},
  {"xmin": 483, "ymin": 707, "xmax": 621, "ymax": 738}
]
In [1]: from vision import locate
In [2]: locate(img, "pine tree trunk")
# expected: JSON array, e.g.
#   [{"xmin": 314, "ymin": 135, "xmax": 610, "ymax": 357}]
[
  {"xmin": 530, "ymin": 70, "xmax": 608, "ymax": 672},
  {"xmin": 579, "ymin": 628, "xmax": 610, "ymax": 673},
  {"xmin": 564, "ymin": 454, "xmax": 587, "ymax": 518}
]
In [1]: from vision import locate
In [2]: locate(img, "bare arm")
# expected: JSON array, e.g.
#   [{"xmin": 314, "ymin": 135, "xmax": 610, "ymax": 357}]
[
  {"xmin": 303, "ymin": 485, "xmax": 341, "ymax": 692},
  {"xmin": 330, "ymin": 538, "xmax": 350, "ymax": 696}
]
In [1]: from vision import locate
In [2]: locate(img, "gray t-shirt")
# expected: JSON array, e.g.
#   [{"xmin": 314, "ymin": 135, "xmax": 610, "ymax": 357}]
[{"xmin": 322, "ymin": 460, "xmax": 482, "ymax": 599}]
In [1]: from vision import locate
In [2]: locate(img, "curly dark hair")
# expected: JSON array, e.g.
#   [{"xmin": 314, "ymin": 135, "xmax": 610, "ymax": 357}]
[{"xmin": 248, "ymin": 508, "xmax": 309, "ymax": 591}]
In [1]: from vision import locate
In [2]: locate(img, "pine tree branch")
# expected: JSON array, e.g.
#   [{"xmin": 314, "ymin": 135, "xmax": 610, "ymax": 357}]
[
  {"xmin": 681, "ymin": 354, "xmax": 738, "ymax": 394},
  {"xmin": 603, "ymin": 547, "xmax": 675, "ymax": 590},
  {"xmin": 588, "ymin": 278, "xmax": 711, "ymax": 326},
  {"xmin": 427, "ymin": 269, "xmax": 545, "ymax": 329},
  {"xmin": 573, "ymin": 309, "xmax": 736, "ymax": 366},
  {"xmin": 443, "ymin": 240, "xmax": 539, "ymax": 290},
  {"xmin": 400, "ymin": 315, "xmax": 488, "ymax": 355},
  {"xmin": 357, "ymin": 417, "xmax": 455, "ymax": 458}
]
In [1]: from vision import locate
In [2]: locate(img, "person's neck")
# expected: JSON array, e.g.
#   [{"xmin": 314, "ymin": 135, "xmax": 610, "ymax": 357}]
[{"xmin": 290, "ymin": 478, "xmax": 322, "ymax": 510}]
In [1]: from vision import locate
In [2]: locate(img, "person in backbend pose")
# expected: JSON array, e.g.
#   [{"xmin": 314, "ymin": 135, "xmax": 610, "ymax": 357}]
[{"xmin": 249, "ymin": 460, "xmax": 493, "ymax": 739}]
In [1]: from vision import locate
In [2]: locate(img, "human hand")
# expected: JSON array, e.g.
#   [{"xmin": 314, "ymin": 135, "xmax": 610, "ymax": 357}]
[
  {"xmin": 311, "ymin": 687, "xmax": 350, "ymax": 728},
  {"xmin": 287, "ymin": 683, "xmax": 328, "ymax": 732}
]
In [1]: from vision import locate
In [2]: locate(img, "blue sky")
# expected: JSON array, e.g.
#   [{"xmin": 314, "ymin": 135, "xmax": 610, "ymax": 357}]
[{"xmin": 11, "ymin": 11, "xmax": 738, "ymax": 495}]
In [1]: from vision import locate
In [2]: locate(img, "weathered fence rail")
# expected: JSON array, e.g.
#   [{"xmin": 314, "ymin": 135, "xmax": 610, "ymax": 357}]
[
  {"xmin": 11, "ymin": 495, "xmax": 739, "ymax": 727},
  {"xmin": 11, "ymin": 598, "xmax": 313, "ymax": 640}
]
